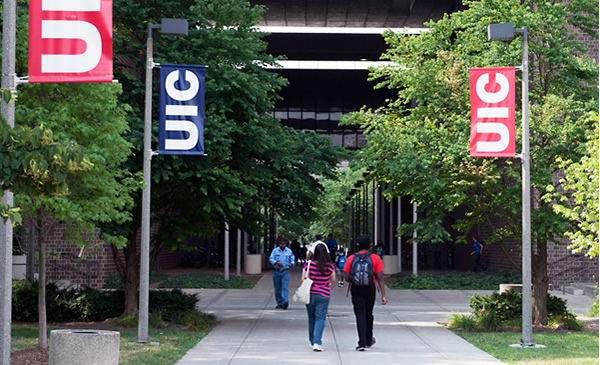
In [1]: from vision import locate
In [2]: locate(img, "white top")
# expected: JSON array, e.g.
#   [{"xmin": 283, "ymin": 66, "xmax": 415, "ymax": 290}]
[{"xmin": 307, "ymin": 240, "xmax": 329, "ymax": 254}]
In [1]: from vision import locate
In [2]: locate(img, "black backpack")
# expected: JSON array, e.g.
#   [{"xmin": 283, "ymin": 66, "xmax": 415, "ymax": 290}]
[{"xmin": 349, "ymin": 252, "xmax": 374, "ymax": 287}]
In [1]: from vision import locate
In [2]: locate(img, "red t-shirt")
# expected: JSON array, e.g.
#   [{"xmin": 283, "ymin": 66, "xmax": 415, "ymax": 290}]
[{"xmin": 343, "ymin": 251, "xmax": 384, "ymax": 286}]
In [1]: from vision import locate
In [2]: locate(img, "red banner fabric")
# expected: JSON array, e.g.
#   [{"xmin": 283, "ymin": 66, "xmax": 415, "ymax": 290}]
[
  {"xmin": 469, "ymin": 67, "xmax": 516, "ymax": 157},
  {"xmin": 29, "ymin": 0, "xmax": 113, "ymax": 83}
]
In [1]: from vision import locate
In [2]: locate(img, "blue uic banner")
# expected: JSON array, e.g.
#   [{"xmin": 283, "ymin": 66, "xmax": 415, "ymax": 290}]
[{"xmin": 159, "ymin": 64, "xmax": 206, "ymax": 155}]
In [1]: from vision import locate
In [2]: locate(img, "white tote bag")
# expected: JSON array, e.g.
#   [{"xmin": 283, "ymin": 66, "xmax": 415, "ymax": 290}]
[{"xmin": 292, "ymin": 261, "xmax": 313, "ymax": 304}]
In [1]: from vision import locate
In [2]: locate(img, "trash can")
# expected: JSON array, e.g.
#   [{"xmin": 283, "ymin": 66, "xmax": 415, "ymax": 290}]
[
  {"xmin": 244, "ymin": 254, "xmax": 262, "ymax": 274},
  {"xmin": 49, "ymin": 329, "xmax": 120, "ymax": 365}
]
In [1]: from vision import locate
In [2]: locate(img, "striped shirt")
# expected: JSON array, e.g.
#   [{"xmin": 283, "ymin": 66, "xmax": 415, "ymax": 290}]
[{"xmin": 305, "ymin": 261, "xmax": 335, "ymax": 298}]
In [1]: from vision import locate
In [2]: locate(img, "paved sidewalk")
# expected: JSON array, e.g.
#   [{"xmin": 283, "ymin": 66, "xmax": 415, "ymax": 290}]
[{"xmin": 176, "ymin": 268, "xmax": 595, "ymax": 365}]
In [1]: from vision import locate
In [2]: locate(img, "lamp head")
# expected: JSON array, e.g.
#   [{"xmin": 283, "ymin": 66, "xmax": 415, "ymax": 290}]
[
  {"xmin": 161, "ymin": 18, "xmax": 189, "ymax": 35},
  {"xmin": 488, "ymin": 22, "xmax": 515, "ymax": 42}
]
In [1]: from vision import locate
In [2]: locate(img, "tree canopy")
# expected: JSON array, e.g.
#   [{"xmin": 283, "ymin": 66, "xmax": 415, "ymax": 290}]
[
  {"xmin": 109, "ymin": 0, "xmax": 341, "ymax": 314},
  {"xmin": 344, "ymin": 0, "xmax": 598, "ymax": 324}
]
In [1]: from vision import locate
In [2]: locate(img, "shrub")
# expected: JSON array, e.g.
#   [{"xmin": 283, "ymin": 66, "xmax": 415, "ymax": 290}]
[
  {"xmin": 469, "ymin": 291, "xmax": 578, "ymax": 329},
  {"xmin": 479, "ymin": 311, "xmax": 502, "ymax": 332},
  {"xmin": 149, "ymin": 289, "xmax": 198, "ymax": 321},
  {"xmin": 389, "ymin": 271, "xmax": 521, "ymax": 290},
  {"xmin": 149, "ymin": 312, "xmax": 169, "ymax": 329},
  {"xmin": 13, "ymin": 280, "xmax": 198, "ymax": 323},
  {"xmin": 104, "ymin": 273, "xmax": 124, "ymax": 289},
  {"xmin": 69, "ymin": 288, "xmax": 124, "ymax": 321},
  {"xmin": 12, "ymin": 280, "xmax": 39, "ymax": 322},
  {"xmin": 547, "ymin": 315, "xmax": 584, "ymax": 331},
  {"xmin": 547, "ymin": 294, "xmax": 571, "ymax": 319},
  {"xmin": 113, "ymin": 314, "xmax": 137, "ymax": 328},
  {"xmin": 469, "ymin": 291, "xmax": 522, "ymax": 323},
  {"xmin": 173, "ymin": 310, "xmax": 217, "ymax": 332},
  {"xmin": 448, "ymin": 314, "xmax": 478, "ymax": 331}
]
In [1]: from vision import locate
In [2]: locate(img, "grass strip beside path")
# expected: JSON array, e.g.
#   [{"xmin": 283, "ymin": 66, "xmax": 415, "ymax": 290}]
[
  {"xmin": 12, "ymin": 323, "xmax": 209, "ymax": 365},
  {"xmin": 457, "ymin": 332, "xmax": 599, "ymax": 365},
  {"xmin": 157, "ymin": 272, "xmax": 254, "ymax": 289},
  {"xmin": 119, "ymin": 330, "xmax": 207, "ymax": 365}
]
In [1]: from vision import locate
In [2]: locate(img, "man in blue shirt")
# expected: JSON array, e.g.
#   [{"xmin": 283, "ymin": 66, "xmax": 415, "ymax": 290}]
[
  {"xmin": 471, "ymin": 236, "xmax": 487, "ymax": 272},
  {"xmin": 326, "ymin": 234, "xmax": 338, "ymax": 263},
  {"xmin": 269, "ymin": 237, "xmax": 295, "ymax": 309}
]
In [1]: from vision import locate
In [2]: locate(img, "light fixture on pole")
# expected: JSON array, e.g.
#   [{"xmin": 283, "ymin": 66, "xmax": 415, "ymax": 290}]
[
  {"xmin": 139, "ymin": 18, "xmax": 188, "ymax": 344},
  {"xmin": 488, "ymin": 22, "xmax": 537, "ymax": 348}
]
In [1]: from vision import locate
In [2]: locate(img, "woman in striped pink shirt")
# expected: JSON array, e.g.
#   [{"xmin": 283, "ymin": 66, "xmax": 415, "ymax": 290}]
[{"xmin": 301, "ymin": 243, "xmax": 336, "ymax": 352}]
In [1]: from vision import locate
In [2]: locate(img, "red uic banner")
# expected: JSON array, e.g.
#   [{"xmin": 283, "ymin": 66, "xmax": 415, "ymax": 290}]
[
  {"xmin": 469, "ymin": 67, "xmax": 515, "ymax": 157},
  {"xmin": 29, "ymin": 0, "xmax": 113, "ymax": 83}
]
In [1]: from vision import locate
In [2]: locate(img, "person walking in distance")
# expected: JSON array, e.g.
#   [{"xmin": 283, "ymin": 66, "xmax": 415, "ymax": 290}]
[
  {"xmin": 326, "ymin": 233, "xmax": 338, "ymax": 263},
  {"xmin": 335, "ymin": 248, "xmax": 346, "ymax": 287},
  {"xmin": 344, "ymin": 234, "xmax": 387, "ymax": 351},
  {"xmin": 471, "ymin": 236, "xmax": 487, "ymax": 272},
  {"xmin": 302, "ymin": 243, "xmax": 336, "ymax": 351},
  {"xmin": 269, "ymin": 237, "xmax": 295, "ymax": 309},
  {"xmin": 307, "ymin": 234, "xmax": 328, "ymax": 261}
]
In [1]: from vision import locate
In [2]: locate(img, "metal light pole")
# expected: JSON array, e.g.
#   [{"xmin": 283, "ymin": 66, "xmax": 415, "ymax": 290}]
[
  {"xmin": 488, "ymin": 22, "xmax": 534, "ymax": 347},
  {"xmin": 139, "ymin": 18, "xmax": 188, "ymax": 343},
  {"xmin": 412, "ymin": 201, "xmax": 417, "ymax": 275},
  {"xmin": 0, "ymin": 0, "xmax": 16, "ymax": 362}
]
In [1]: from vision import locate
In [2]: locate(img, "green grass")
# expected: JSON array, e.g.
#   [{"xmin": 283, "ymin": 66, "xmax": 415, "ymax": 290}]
[
  {"xmin": 157, "ymin": 273, "xmax": 254, "ymax": 289},
  {"xmin": 389, "ymin": 271, "xmax": 522, "ymax": 290},
  {"xmin": 12, "ymin": 323, "xmax": 212, "ymax": 365},
  {"xmin": 119, "ymin": 330, "xmax": 207, "ymax": 365},
  {"xmin": 105, "ymin": 273, "xmax": 170, "ymax": 289},
  {"xmin": 11, "ymin": 323, "xmax": 43, "ymax": 352},
  {"xmin": 457, "ymin": 332, "xmax": 599, "ymax": 365}
]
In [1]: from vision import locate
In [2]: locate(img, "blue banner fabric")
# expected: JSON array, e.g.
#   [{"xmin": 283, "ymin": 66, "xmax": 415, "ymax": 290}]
[{"xmin": 159, "ymin": 64, "xmax": 206, "ymax": 155}]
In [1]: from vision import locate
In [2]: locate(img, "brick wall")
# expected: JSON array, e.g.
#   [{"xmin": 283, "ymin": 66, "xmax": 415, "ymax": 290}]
[{"xmin": 28, "ymin": 225, "xmax": 116, "ymax": 288}]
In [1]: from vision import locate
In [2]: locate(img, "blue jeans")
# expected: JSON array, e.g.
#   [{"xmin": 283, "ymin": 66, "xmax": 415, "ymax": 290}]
[
  {"xmin": 306, "ymin": 293, "xmax": 330, "ymax": 345},
  {"xmin": 272, "ymin": 269, "xmax": 290, "ymax": 305}
]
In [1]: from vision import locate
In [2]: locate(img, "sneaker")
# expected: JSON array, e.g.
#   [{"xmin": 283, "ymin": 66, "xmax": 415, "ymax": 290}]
[
  {"xmin": 275, "ymin": 305, "xmax": 283, "ymax": 309},
  {"xmin": 367, "ymin": 337, "xmax": 376, "ymax": 348},
  {"xmin": 312, "ymin": 344, "xmax": 322, "ymax": 352},
  {"xmin": 282, "ymin": 302, "xmax": 288, "ymax": 309},
  {"xmin": 355, "ymin": 346, "xmax": 365, "ymax": 351},
  {"xmin": 340, "ymin": 282, "xmax": 344, "ymax": 287}
]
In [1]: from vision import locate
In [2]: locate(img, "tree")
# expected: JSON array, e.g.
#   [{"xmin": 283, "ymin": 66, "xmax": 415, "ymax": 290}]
[
  {"xmin": 544, "ymin": 113, "xmax": 599, "ymax": 258},
  {"xmin": 110, "ymin": 0, "xmax": 340, "ymax": 314},
  {"xmin": 299, "ymin": 166, "xmax": 364, "ymax": 247},
  {"xmin": 345, "ymin": 0, "xmax": 598, "ymax": 324},
  {"xmin": 13, "ymin": 82, "xmax": 134, "ymax": 348},
  {"xmin": 2, "ymin": 1, "xmax": 135, "ymax": 347}
]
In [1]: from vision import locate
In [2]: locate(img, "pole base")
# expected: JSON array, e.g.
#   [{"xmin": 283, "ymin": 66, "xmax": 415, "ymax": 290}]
[{"xmin": 509, "ymin": 343, "xmax": 546, "ymax": 348}]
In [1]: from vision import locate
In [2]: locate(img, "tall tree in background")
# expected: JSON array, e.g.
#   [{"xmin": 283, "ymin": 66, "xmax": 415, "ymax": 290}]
[
  {"xmin": 544, "ymin": 114, "xmax": 599, "ymax": 258},
  {"xmin": 345, "ymin": 0, "xmax": 598, "ymax": 324},
  {"xmin": 111, "ymin": 0, "xmax": 340, "ymax": 314}
]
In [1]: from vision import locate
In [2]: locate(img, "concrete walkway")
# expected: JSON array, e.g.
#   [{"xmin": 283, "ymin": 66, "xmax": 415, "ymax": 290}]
[{"xmin": 176, "ymin": 268, "xmax": 595, "ymax": 365}]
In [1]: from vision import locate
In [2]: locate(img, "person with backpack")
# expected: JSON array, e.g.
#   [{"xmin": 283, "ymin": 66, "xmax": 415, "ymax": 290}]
[
  {"xmin": 326, "ymin": 234, "xmax": 338, "ymax": 263},
  {"xmin": 343, "ymin": 234, "xmax": 387, "ymax": 351}
]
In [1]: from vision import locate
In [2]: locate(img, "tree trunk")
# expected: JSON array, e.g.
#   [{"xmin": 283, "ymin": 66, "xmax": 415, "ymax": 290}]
[
  {"xmin": 123, "ymin": 240, "xmax": 139, "ymax": 315},
  {"xmin": 37, "ymin": 221, "xmax": 47, "ymax": 349},
  {"xmin": 532, "ymin": 239, "xmax": 548, "ymax": 325}
]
